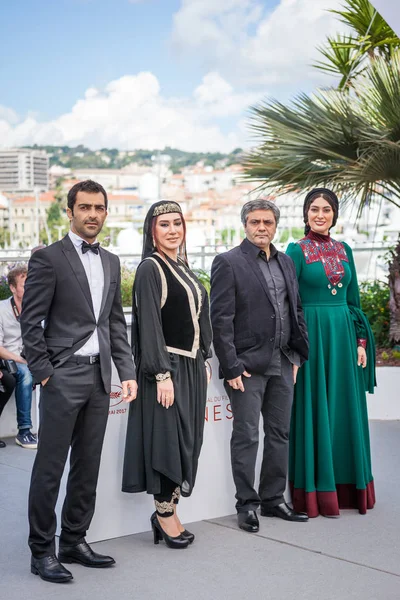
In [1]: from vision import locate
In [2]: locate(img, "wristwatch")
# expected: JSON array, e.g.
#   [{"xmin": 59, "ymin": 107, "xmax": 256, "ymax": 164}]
[{"xmin": 155, "ymin": 371, "xmax": 171, "ymax": 382}]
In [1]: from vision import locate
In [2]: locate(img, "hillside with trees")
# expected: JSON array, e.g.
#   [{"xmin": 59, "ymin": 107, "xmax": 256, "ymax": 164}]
[{"xmin": 24, "ymin": 144, "xmax": 244, "ymax": 173}]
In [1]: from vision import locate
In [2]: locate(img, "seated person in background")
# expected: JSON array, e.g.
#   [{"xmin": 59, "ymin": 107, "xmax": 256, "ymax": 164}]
[
  {"xmin": 0, "ymin": 369, "xmax": 17, "ymax": 447},
  {"xmin": 0, "ymin": 265, "xmax": 36, "ymax": 449}
]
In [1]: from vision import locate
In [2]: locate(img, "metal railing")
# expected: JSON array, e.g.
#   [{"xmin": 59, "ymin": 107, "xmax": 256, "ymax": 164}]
[{"xmin": 0, "ymin": 242, "xmax": 391, "ymax": 281}]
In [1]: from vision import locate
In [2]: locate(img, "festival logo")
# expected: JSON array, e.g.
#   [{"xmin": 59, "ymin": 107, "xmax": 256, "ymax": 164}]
[{"xmin": 109, "ymin": 384, "xmax": 123, "ymax": 408}]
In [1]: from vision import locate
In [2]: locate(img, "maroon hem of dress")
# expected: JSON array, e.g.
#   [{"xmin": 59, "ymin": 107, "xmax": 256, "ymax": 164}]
[{"xmin": 290, "ymin": 481, "xmax": 376, "ymax": 518}]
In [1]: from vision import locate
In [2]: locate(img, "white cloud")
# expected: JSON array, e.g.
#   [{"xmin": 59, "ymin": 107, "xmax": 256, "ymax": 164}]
[
  {"xmin": 0, "ymin": 0, "xmax": 352, "ymax": 153},
  {"xmin": 0, "ymin": 105, "xmax": 19, "ymax": 125},
  {"xmin": 0, "ymin": 71, "xmax": 255, "ymax": 152},
  {"xmin": 172, "ymin": 0, "xmax": 346, "ymax": 86},
  {"xmin": 193, "ymin": 72, "xmax": 257, "ymax": 117}
]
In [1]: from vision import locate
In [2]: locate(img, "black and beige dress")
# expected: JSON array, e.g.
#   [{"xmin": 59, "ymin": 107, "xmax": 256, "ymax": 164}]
[{"xmin": 122, "ymin": 252, "xmax": 212, "ymax": 502}]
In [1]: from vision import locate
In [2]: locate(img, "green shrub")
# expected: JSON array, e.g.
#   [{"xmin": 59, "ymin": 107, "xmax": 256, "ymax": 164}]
[
  {"xmin": 193, "ymin": 269, "xmax": 211, "ymax": 293},
  {"xmin": 120, "ymin": 266, "xmax": 135, "ymax": 308},
  {"xmin": 359, "ymin": 281, "xmax": 390, "ymax": 348},
  {"xmin": 0, "ymin": 275, "xmax": 11, "ymax": 300}
]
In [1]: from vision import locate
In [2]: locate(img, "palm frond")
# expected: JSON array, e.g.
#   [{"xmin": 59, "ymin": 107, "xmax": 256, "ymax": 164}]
[
  {"xmin": 330, "ymin": 0, "xmax": 399, "ymax": 55},
  {"xmin": 243, "ymin": 50, "xmax": 400, "ymax": 211},
  {"xmin": 314, "ymin": 34, "xmax": 366, "ymax": 88}
]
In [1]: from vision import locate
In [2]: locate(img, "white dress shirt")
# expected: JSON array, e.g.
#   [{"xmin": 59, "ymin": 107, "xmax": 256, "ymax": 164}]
[{"xmin": 68, "ymin": 230, "xmax": 104, "ymax": 356}]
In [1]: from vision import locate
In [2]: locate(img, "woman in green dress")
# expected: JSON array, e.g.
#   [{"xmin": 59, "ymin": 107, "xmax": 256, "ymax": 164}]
[{"xmin": 286, "ymin": 188, "xmax": 376, "ymax": 517}]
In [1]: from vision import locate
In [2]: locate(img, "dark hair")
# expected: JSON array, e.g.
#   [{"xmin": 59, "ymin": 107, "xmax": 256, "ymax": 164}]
[
  {"xmin": 241, "ymin": 198, "xmax": 280, "ymax": 226},
  {"xmin": 67, "ymin": 180, "xmax": 108, "ymax": 211},
  {"xmin": 8, "ymin": 265, "xmax": 28, "ymax": 289},
  {"xmin": 303, "ymin": 188, "xmax": 339, "ymax": 235},
  {"xmin": 151, "ymin": 213, "xmax": 187, "ymax": 260}
]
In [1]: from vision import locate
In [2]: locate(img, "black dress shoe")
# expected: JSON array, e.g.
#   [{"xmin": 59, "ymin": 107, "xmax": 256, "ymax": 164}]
[
  {"xmin": 261, "ymin": 502, "xmax": 309, "ymax": 522},
  {"xmin": 238, "ymin": 510, "xmax": 259, "ymax": 532},
  {"xmin": 0, "ymin": 440, "xmax": 6, "ymax": 448},
  {"xmin": 31, "ymin": 555, "xmax": 73, "ymax": 583},
  {"xmin": 58, "ymin": 540, "xmax": 115, "ymax": 568}
]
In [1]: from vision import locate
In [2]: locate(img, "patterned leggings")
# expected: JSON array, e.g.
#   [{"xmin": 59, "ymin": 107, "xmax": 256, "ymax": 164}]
[{"xmin": 154, "ymin": 475, "xmax": 181, "ymax": 518}]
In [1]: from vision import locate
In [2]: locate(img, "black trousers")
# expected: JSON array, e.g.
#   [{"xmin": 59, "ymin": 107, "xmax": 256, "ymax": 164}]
[
  {"xmin": 28, "ymin": 362, "xmax": 109, "ymax": 558},
  {"xmin": 0, "ymin": 370, "xmax": 16, "ymax": 419},
  {"xmin": 225, "ymin": 354, "xmax": 293, "ymax": 513}
]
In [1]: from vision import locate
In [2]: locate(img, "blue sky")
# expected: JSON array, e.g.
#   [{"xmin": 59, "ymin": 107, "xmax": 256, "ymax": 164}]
[
  {"xmin": 0, "ymin": 0, "xmax": 348, "ymax": 152},
  {"xmin": 2, "ymin": 0, "xmax": 187, "ymax": 118}
]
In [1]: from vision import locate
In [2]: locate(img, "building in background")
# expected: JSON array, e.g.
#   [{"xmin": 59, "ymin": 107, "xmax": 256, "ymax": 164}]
[
  {"xmin": 0, "ymin": 149, "xmax": 49, "ymax": 192},
  {"xmin": 0, "ymin": 193, "xmax": 10, "ymax": 230},
  {"xmin": 1, "ymin": 151, "xmax": 396, "ymax": 279}
]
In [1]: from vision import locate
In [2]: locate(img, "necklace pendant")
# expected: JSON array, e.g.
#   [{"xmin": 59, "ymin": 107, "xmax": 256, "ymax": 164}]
[
  {"xmin": 331, "ymin": 288, "xmax": 337, "ymax": 296},
  {"xmin": 338, "ymin": 282, "xmax": 343, "ymax": 288}
]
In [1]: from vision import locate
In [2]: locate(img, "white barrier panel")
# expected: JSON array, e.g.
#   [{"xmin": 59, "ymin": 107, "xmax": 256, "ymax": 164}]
[
  {"xmin": 28, "ymin": 355, "xmax": 399, "ymax": 543},
  {"xmin": 83, "ymin": 355, "xmax": 244, "ymax": 542}
]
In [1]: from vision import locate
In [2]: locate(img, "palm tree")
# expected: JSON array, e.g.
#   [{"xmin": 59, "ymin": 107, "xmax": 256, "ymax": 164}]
[{"xmin": 243, "ymin": 0, "xmax": 400, "ymax": 344}]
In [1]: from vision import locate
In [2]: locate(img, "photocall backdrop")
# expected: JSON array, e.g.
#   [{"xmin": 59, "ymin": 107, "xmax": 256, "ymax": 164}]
[{"xmin": 55, "ymin": 353, "xmax": 264, "ymax": 542}]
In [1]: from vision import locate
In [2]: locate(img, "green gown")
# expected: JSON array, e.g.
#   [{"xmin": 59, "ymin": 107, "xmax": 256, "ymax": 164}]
[{"xmin": 286, "ymin": 234, "xmax": 376, "ymax": 517}]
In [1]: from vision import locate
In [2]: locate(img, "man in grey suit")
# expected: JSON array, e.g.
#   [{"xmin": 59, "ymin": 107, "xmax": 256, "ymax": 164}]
[
  {"xmin": 21, "ymin": 180, "xmax": 137, "ymax": 583},
  {"xmin": 210, "ymin": 199, "xmax": 309, "ymax": 533}
]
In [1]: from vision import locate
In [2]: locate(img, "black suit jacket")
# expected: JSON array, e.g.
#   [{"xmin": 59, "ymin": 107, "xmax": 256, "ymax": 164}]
[
  {"xmin": 210, "ymin": 238, "xmax": 308, "ymax": 380},
  {"xmin": 20, "ymin": 235, "xmax": 135, "ymax": 392}
]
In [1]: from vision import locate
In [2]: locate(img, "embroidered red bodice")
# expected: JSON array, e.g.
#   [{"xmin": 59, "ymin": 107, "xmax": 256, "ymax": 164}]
[
  {"xmin": 298, "ymin": 231, "xmax": 348, "ymax": 286},
  {"xmin": 297, "ymin": 232, "xmax": 366, "ymax": 347}
]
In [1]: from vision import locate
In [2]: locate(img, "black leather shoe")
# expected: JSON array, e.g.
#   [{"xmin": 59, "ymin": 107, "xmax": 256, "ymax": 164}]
[
  {"xmin": 180, "ymin": 529, "xmax": 195, "ymax": 544},
  {"xmin": 0, "ymin": 440, "xmax": 6, "ymax": 448},
  {"xmin": 58, "ymin": 540, "xmax": 115, "ymax": 568},
  {"xmin": 238, "ymin": 510, "xmax": 259, "ymax": 532},
  {"xmin": 261, "ymin": 502, "xmax": 309, "ymax": 522},
  {"xmin": 31, "ymin": 555, "xmax": 73, "ymax": 583}
]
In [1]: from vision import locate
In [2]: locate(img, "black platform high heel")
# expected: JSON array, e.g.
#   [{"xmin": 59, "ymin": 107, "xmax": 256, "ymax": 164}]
[
  {"xmin": 180, "ymin": 529, "xmax": 195, "ymax": 543},
  {"xmin": 150, "ymin": 512, "xmax": 189, "ymax": 549}
]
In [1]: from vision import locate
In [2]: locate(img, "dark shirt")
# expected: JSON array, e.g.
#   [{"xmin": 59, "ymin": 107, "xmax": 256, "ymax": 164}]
[{"xmin": 257, "ymin": 244, "xmax": 300, "ymax": 375}]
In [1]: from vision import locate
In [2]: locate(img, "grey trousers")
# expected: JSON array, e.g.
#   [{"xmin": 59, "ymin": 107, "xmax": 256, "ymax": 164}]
[{"xmin": 225, "ymin": 355, "xmax": 293, "ymax": 513}]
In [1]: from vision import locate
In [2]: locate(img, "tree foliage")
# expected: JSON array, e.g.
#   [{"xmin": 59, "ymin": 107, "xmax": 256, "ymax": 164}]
[
  {"xmin": 24, "ymin": 144, "xmax": 244, "ymax": 173},
  {"xmin": 243, "ymin": 0, "xmax": 400, "ymax": 342},
  {"xmin": 244, "ymin": 49, "xmax": 400, "ymax": 215}
]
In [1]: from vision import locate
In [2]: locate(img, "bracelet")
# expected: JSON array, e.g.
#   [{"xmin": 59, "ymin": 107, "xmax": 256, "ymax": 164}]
[{"xmin": 155, "ymin": 371, "xmax": 171, "ymax": 382}]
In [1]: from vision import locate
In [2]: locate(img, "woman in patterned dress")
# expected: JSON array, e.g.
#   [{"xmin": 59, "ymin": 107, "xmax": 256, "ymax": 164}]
[
  {"xmin": 286, "ymin": 188, "xmax": 376, "ymax": 518},
  {"xmin": 122, "ymin": 200, "xmax": 212, "ymax": 547}
]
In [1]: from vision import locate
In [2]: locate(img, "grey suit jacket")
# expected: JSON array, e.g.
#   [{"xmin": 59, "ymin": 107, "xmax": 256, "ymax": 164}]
[{"xmin": 20, "ymin": 235, "xmax": 135, "ymax": 393}]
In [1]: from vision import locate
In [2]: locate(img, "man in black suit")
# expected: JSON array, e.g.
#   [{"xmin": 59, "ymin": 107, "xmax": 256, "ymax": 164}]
[
  {"xmin": 21, "ymin": 180, "xmax": 137, "ymax": 583},
  {"xmin": 210, "ymin": 199, "xmax": 309, "ymax": 533}
]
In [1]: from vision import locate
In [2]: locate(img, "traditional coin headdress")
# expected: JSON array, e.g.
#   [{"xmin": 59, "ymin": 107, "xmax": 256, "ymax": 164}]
[
  {"xmin": 152, "ymin": 202, "xmax": 182, "ymax": 217},
  {"xmin": 141, "ymin": 200, "xmax": 187, "ymax": 261}
]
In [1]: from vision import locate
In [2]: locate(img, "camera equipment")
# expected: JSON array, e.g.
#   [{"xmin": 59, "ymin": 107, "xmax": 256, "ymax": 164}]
[{"xmin": 0, "ymin": 359, "xmax": 18, "ymax": 375}]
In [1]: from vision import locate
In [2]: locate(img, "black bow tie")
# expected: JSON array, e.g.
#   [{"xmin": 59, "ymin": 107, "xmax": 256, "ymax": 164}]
[{"xmin": 81, "ymin": 241, "xmax": 100, "ymax": 255}]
